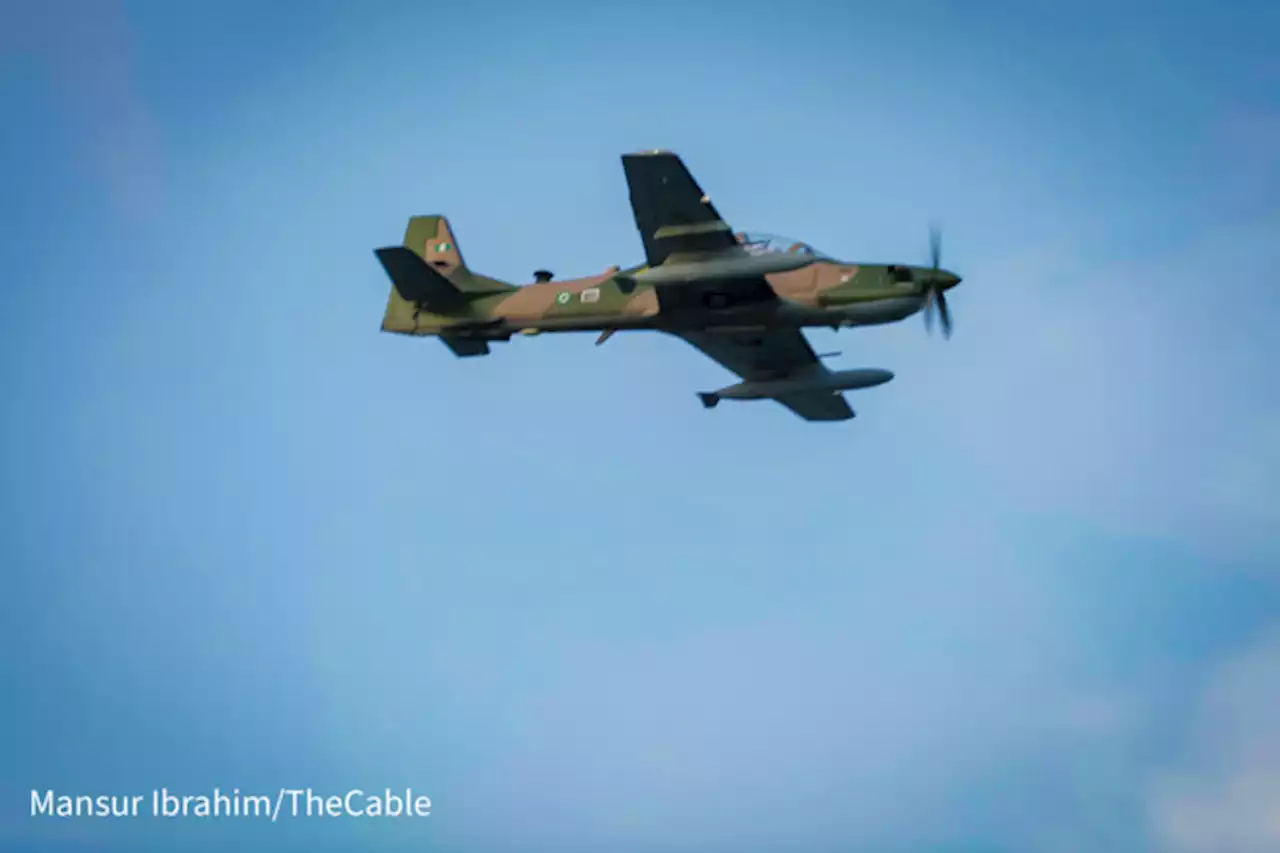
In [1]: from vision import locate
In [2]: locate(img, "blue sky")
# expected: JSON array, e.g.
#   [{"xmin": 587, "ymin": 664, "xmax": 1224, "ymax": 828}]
[{"xmin": 2, "ymin": 1, "xmax": 1278, "ymax": 851}]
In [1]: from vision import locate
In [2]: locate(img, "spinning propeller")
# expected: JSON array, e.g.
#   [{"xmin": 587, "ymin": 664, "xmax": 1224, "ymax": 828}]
[{"xmin": 921, "ymin": 224, "xmax": 954, "ymax": 339}]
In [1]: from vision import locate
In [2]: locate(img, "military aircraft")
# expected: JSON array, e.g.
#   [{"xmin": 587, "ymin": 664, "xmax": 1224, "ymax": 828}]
[{"xmin": 374, "ymin": 150, "xmax": 962, "ymax": 422}]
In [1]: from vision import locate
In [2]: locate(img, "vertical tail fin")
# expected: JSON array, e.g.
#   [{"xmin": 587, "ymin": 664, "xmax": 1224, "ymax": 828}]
[
  {"xmin": 404, "ymin": 215, "xmax": 467, "ymax": 277},
  {"xmin": 378, "ymin": 215, "xmax": 515, "ymax": 335},
  {"xmin": 400, "ymin": 216, "xmax": 514, "ymax": 295}
]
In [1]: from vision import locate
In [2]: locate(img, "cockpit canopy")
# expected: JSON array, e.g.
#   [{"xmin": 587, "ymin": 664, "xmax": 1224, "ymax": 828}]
[{"xmin": 733, "ymin": 231, "xmax": 833, "ymax": 260}]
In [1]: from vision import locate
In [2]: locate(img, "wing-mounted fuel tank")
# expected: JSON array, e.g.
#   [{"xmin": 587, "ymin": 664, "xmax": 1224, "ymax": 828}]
[
  {"xmin": 616, "ymin": 220, "xmax": 819, "ymax": 290},
  {"xmin": 700, "ymin": 368, "xmax": 895, "ymax": 406}
]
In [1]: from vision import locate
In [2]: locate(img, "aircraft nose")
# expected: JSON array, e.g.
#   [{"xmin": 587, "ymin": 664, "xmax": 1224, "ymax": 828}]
[{"xmin": 941, "ymin": 270, "xmax": 962, "ymax": 289}]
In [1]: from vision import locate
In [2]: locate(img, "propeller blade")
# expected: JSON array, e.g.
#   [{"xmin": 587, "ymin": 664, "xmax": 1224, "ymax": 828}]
[{"xmin": 921, "ymin": 223, "xmax": 952, "ymax": 338}]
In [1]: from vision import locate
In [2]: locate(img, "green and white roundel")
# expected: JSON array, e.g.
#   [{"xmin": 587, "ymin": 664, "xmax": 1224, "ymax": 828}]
[
  {"xmin": 555, "ymin": 291, "xmax": 571, "ymax": 305},
  {"xmin": 434, "ymin": 242, "xmax": 452, "ymax": 252}
]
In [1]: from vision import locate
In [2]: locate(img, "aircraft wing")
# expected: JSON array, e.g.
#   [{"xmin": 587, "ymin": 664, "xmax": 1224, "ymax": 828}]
[
  {"xmin": 677, "ymin": 329, "xmax": 855, "ymax": 422},
  {"xmin": 622, "ymin": 150, "xmax": 739, "ymax": 266}
]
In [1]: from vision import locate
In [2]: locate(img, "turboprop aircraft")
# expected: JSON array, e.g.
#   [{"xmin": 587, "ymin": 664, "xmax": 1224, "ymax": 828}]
[{"xmin": 374, "ymin": 150, "xmax": 962, "ymax": 422}]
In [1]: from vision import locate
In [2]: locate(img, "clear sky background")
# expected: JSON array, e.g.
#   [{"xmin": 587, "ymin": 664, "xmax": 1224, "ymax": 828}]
[{"xmin": 2, "ymin": 1, "xmax": 1278, "ymax": 851}]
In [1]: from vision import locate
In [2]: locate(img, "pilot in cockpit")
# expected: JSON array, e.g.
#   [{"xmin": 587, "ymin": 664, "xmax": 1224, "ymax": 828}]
[{"xmin": 734, "ymin": 232, "xmax": 767, "ymax": 255}]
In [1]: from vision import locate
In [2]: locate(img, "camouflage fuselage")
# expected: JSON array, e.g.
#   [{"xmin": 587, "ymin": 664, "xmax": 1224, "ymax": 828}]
[{"xmin": 380, "ymin": 260, "xmax": 932, "ymax": 340}]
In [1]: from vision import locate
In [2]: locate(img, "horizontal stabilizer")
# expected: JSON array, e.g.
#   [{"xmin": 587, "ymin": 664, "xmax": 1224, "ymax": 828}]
[
  {"xmin": 440, "ymin": 335, "xmax": 489, "ymax": 358},
  {"xmin": 375, "ymin": 246, "xmax": 469, "ymax": 313}
]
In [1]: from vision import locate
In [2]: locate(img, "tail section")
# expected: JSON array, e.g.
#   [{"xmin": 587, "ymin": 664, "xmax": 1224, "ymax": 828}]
[
  {"xmin": 377, "ymin": 215, "xmax": 516, "ymax": 335},
  {"xmin": 374, "ymin": 247, "xmax": 469, "ymax": 313},
  {"xmin": 403, "ymin": 215, "xmax": 468, "ymax": 282},
  {"xmin": 398, "ymin": 216, "xmax": 514, "ymax": 295}
]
